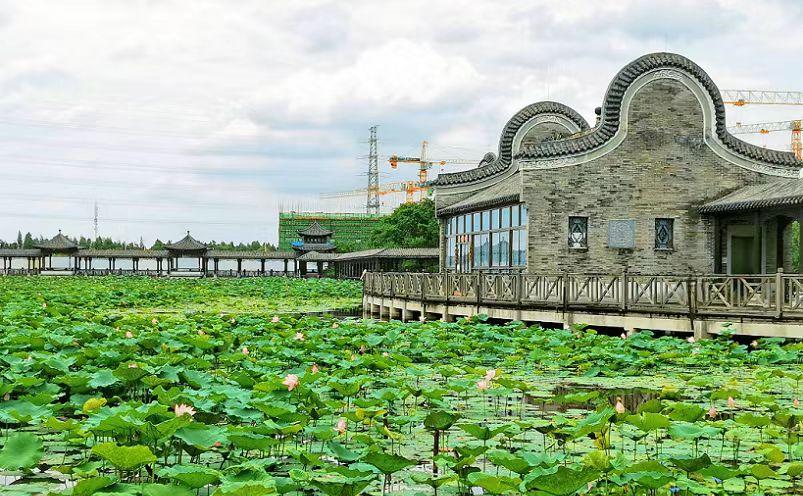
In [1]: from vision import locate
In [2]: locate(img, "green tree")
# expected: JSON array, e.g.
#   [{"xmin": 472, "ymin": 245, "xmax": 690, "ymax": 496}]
[
  {"xmin": 16, "ymin": 231, "xmax": 23, "ymax": 248},
  {"xmin": 370, "ymin": 199, "xmax": 438, "ymax": 248},
  {"xmin": 22, "ymin": 232, "xmax": 33, "ymax": 249}
]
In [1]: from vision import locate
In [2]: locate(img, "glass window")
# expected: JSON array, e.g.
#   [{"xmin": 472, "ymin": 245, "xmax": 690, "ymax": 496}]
[
  {"xmin": 519, "ymin": 228, "xmax": 527, "ymax": 265},
  {"xmin": 512, "ymin": 230, "xmax": 520, "ymax": 265},
  {"xmin": 445, "ymin": 220, "xmax": 451, "ymax": 236},
  {"xmin": 472, "ymin": 213, "xmax": 480, "ymax": 233},
  {"xmin": 512, "ymin": 205, "xmax": 520, "ymax": 227},
  {"xmin": 568, "ymin": 216, "xmax": 588, "ymax": 249},
  {"xmin": 521, "ymin": 205, "xmax": 528, "ymax": 223},
  {"xmin": 482, "ymin": 211, "xmax": 490, "ymax": 231},
  {"xmin": 655, "ymin": 218, "xmax": 674, "ymax": 250},
  {"xmin": 501, "ymin": 207, "xmax": 511, "ymax": 229},
  {"xmin": 491, "ymin": 209, "xmax": 500, "ymax": 230}
]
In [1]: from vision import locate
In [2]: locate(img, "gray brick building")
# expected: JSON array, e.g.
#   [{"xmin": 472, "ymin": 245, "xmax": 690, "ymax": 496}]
[{"xmin": 433, "ymin": 53, "xmax": 803, "ymax": 276}]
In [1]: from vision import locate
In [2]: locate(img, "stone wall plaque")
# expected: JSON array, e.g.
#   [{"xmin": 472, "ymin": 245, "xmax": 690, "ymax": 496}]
[{"xmin": 608, "ymin": 220, "xmax": 636, "ymax": 249}]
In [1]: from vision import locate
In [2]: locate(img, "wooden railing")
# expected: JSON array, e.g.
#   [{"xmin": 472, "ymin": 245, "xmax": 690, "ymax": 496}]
[
  {"xmin": 364, "ymin": 271, "xmax": 803, "ymax": 320},
  {"xmin": 0, "ymin": 269, "xmax": 295, "ymax": 278}
]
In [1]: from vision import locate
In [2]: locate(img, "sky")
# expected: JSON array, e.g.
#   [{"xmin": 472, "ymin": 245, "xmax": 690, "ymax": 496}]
[{"xmin": 1, "ymin": 0, "xmax": 802, "ymax": 245}]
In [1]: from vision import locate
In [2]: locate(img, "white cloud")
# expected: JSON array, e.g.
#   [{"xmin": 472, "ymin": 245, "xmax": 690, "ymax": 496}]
[{"xmin": 0, "ymin": 0, "xmax": 800, "ymax": 244}]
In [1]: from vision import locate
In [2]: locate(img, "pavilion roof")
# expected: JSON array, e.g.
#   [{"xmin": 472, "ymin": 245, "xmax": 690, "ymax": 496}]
[
  {"xmin": 298, "ymin": 221, "xmax": 333, "ymax": 237},
  {"xmin": 35, "ymin": 231, "xmax": 78, "ymax": 250},
  {"xmin": 165, "ymin": 232, "xmax": 208, "ymax": 251}
]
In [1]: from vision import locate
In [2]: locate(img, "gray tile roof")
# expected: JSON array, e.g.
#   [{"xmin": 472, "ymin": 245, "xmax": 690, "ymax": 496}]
[
  {"xmin": 437, "ymin": 176, "xmax": 521, "ymax": 216},
  {"xmin": 79, "ymin": 249, "xmax": 169, "ymax": 257},
  {"xmin": 165, "ymin": 232, "xmax": 207, "ymax": 251},
  {"xmin": 207, "ymin": 250, "xmax": 296, "ymax": 259},
  {"xmin": 35, "ymin": 231, "xmax": 78, "ymax": 250},
  {"xmin": 297, "ymin": 251, "xmax": 340, "ymax": 262},
  {"xmin": 699, "ymin": 178, "xmax": 803, "ymax": 213},
  {"xmin": 0, "ymin": 249, "xmax": 42, "ymax": 257},
  {"xmin": 298, "ymin": 221, "xmax": 333, "ymax": 237},
  {"xmin": 295, "ymin": 242, "xmax": 335, "ymax": 252},
  {"xmin": 335, "ymin": 248, "xmax": 438, "ymax": 261},
  {"xmin": 436, "ymin": 53, "xmax": 802, "ymax": 187},
  {"xmin": 434, "ymin": 101, "xmax": 589, "ymax": 186}
]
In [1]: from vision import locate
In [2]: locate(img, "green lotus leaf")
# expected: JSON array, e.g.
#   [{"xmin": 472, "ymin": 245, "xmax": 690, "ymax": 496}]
[
  {"xmin": 423, "ymin": 410, "xmax": 460, "ymax": 431},
  {"xmin": 361, "ymin": 451, "xmax": 417, "ymax": 475},
  {"xmin": 669, "ymin": 453, "xmax": 711, "ymax": 473},
  {"xmin": 158, "ymin": 464, "xmax": 222, "ymax": 488},
  {"xmin": 466, "ymin": 472, "xmax": 521, "ymax": 495},
  {"xmin": 72, "ymin": 476, "xmax": 118, "ymax": 496},
  {"xmin": 0, "ymin": 432, "xmax": 44, "ymax": 471},
  {"xmin": 91, "ymin": 442, "xmax": 156, "ymax": 471},
  {"xmin": 524, "ymin": 465, "xmax": 600, "ymax": 495},
  {"xmin": 211, "ymin": 479, "xmax": 277, "ymax": 496}
]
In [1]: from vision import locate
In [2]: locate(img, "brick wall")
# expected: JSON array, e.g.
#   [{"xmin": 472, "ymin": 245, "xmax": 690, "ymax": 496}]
[{"xmin": 521, "ymin": 79, "xmax": 769, "ymax": 274}]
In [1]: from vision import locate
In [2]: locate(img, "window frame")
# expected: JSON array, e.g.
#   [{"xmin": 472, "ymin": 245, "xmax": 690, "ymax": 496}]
[
  {"xmin": 568, "ymin": 216, "xmax": 589, "ymax": 250},
  {"xmin": 654, "ymin": 218, "xmax": 674, "ymax": 251}
]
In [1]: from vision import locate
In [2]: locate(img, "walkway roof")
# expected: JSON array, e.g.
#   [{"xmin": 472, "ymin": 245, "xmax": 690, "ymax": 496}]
[{"xmin": 700, "ymin": 178, "xmax": 803, "ymax": 214}]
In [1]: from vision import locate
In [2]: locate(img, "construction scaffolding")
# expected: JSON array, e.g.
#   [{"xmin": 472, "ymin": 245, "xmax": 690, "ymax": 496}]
[{"xmin": 278, "ymin": 211, "xmax": 385, "ymax": 251}]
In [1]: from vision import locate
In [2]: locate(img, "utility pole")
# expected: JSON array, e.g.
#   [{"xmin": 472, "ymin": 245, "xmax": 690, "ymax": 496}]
[
  {"xmin": 367, "ymin": 125, "xmax": 380, "ymax": 214},
  {"xmin": 93, "ymin": 201, "xmax": 99, "ymax": 239}
]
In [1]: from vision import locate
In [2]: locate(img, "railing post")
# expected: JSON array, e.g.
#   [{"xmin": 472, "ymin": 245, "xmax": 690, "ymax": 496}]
[
  {"xmin": 477, "ymin": 273, "xmax": 483, "ymax": 307},
  {"xmin": 562, "ymin": 271, "xmax": 569, "ymax": 312},
  {"xmin": 621, "ymin": 268, "xmax": 628, "ymax": 311},
  {"xmin": 688, "ymin": 275, "xmax": 697, "ymax": 319},
  {"xmin": 516, "ymin": 273, "xmax": 523, "ymax": 306},
  {"xmin": 776, "ymin": 267, "xmax": 784, "ymax": 319}
]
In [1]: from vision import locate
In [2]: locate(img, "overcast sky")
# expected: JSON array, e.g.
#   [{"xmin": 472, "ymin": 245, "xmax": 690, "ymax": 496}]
[{"xmin": 1, "ymin": 0, "xmax": 802, "ymax": 245}]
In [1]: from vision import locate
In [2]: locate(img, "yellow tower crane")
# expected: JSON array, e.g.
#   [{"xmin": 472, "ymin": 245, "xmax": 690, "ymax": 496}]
[
  {"xmin": 388, "ymin": 141, "xmax": 478, "ymax": 200},
  {"xmin": 721, "ymin": 90, "xmax": 803, "ymax": 160}
]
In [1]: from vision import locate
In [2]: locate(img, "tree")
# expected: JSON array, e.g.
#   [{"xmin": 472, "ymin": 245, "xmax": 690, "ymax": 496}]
[
  {"xmin": 16, "ymin": 231, "xmax": 23, "ymax": 248},
  {"xmin": 22, "ymin": 233, "xmax": 33, "ymax": 249},
  {"xmin": 370, "ymin": 199, "xmax": 439, "ymax": 248},
  {"xmin": 151, "ymin": 239, "xmax": 165, "ymax": 250}
]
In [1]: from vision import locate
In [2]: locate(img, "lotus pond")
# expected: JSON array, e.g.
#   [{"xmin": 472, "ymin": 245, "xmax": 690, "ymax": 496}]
[{"xmin": 2, "ymin": 277, "xmax": 803, "ymax": 495}]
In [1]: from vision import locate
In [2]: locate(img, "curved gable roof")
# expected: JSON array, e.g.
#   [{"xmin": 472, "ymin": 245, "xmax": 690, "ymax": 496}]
[
  {"xmin": 436, "ymin": 53, "xmax": 801, "ymax": 187},
  {"xmin": 433, "ymin": 101, "xmax": 589, "ymax": 186}
]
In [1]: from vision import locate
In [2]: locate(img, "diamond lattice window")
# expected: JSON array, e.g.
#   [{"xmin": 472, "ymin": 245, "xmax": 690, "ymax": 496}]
[
  {"xmin": 655, "ymin": 218, "xmax": 674, "ymax": 250},
  {"xmin": 568, "ymin": 217, "xmax": 588, "ymax": 249}
]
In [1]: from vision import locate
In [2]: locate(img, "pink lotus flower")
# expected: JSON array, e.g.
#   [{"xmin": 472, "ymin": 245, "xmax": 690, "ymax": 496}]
[
  {"xmin": 3, "ymin": 393, "xmax": 10, "ymax": 401},
  {"xmin": 359, "ymin": 345, "xmax": 366, "ymax": 353},
  {"xmin": 795, "ymin": 398, "xmax": 800, "ymax": 408},
  {"xmin": 476, "ymin": 379, "xmax": 490, "ymax": 391},
  {"xmin": 128, "ymin": 363, "xmax": 138, "ymax": 368},
  {"xmin": 125, "ymin": 331, "xmax": 133, "ymax": 339},
  {"xmin": 382, "ymin": 352, "xmax": 389, "ymax": 357},
  {"xmin": 198, "ymin": 330, "xmax": 205, "ymax": 335},
  {"xmin": 283, "ymin": 374, "xmax": 299, "ymax": 391},
  {"xmin": 295, "ymin": 332, "xmax": 305, "ymax": 341},
  {"xmin": 332, "ymin": 323, "xmax": 339, "ymax": 329},
  {"xmin": 615, "ymin": 398, "xmax": 626, "ymax": 414},
  {"xmin": 271, "ymin": 316, "xmax": 280, "ymax": 323},
  {"xmin": 242, "ymin": 346, "xmax": 249, "ymax": 355},
  {"xmin": 687, "ymin": 336, "xmax": 696, "ymax": 343},
  {"xmin": 173, "ymin": 403, "xmax": 196, "ymax": 418},
  {"xmin": 418, "ymin": 315, "xmax": 426, "ymax": 322},
  {"xmin": 727, "ymin": 396, "xmax": 736, "ymax": 408},
  {"xmin": 335, "ymin": 418, "xmax": 347, "ymax": 434},
  {"xmin": 230, "ymin": 318, "xmax": 236, "ymax": 324},
  {"xmin": 484, "ymin": 369, "xmax": 497, "ymax": 381},
  {"xmin": 620, "ymin": 333, "xmax": 627, "ymax": 339},
  {"xmin": 750, "ymin": 340, "xmax": 759, "ymax": 348},
  {"xmin": 311, "ymin": 363, "xmax": 319, "ymax": 374},
  {"xmin": 151, "ymin": 318, "xmax": 158, "ymax": 325},
  {"xmin": 708, "ymin": 405, "xmax": 718, "ymax": 419},
  {"xmin": 213, "ymin": 441, "xmax": 222, "ymax": 447}
]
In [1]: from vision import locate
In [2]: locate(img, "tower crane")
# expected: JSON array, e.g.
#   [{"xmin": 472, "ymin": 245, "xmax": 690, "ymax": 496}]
[
  {"xmin": 321, "ymin": 180, "xmax": 424, "ymax": 204},
  {"xmin": 728, "ymin": 120, "xmax": 802, "ymax": 160},
  {"xmin": 721, "ymin": 90, "xmax": 803, "ymax": 160},
  {"xmin": 388, "ymin": 140, "xmax": 478, "ymax": 201},
  {"xmin": 321, "ymin": 140, "xmax": 480, "ymax": 206}
]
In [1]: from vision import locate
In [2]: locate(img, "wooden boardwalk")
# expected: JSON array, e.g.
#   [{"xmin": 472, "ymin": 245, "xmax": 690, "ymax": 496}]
[{"xmin": 362, "ymin": 271, "xmax": 803, "ymax": 338}]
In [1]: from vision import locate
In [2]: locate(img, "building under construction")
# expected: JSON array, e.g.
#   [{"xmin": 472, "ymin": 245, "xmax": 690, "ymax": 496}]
[{"xmin": 277, "ymin": 211, "xmax": 384, "ymax": 251}]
